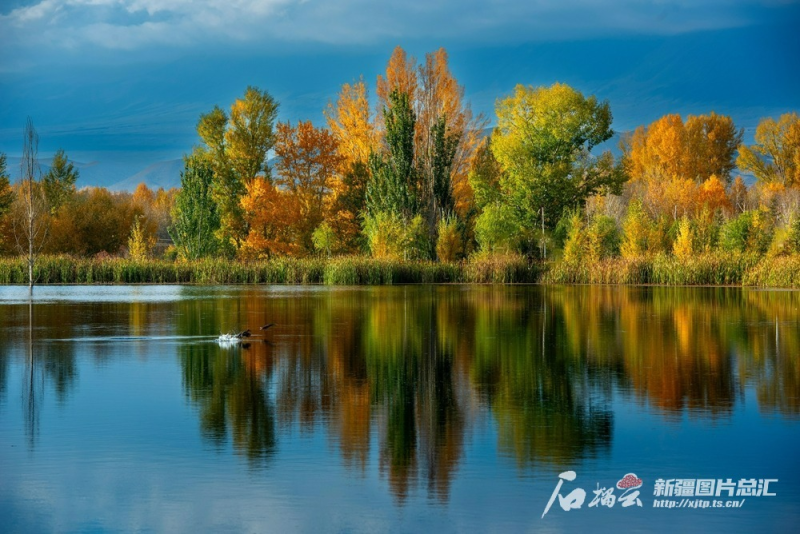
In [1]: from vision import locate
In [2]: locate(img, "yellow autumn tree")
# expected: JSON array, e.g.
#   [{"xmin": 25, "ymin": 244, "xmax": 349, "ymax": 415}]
[
  {"xmin": 673, "ymin": 216, "xmax": 694, "ymax": 261},
  {"xmin": 737, "ymin": 112, "xmax": 800, "ymax": 188},
  {"xmin": 325, "ymin": 78, "xmax": 379, "ymax": 168},
  {"xmin": 621, "ymin": 200, "xmax": 651, "ymax": 258},
  {"xmin": 325, "ymin": 79, "xmax": 378, "ymax": 251},
  {"xmin": 685, "ymin": 112, "xmax": 742, "ymax": 183}
]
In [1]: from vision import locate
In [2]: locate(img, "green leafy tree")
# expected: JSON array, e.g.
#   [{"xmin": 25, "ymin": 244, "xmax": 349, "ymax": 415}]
[
  {"xmin": 429, "ymin": 115, "xmax": 459, "ymax": 224},
  {"xmin": 474, "ymin": 202, "xmax": 520, "ymax": 254},
  {"xmin": 43, "ymin": 149, "xmax": 78, "ymax": 213},
  {"xmin": 491, "ymin": 83, "xmax": 625, "ymax": 230},
  {"xmin": 330, "ymin": 161, "xmax": 370, "ymax": 252},
  {"xmin": 367, "ymin": 90, "xmax": 418, "ymax": 219},
  {"xmin": 719, "ymin": 207, "xmax": 774, "ymax": 255},
  {"xmin": 312, "ymin": 222, "xmax": 336, "ymax": 257},
  {"xmin": 562, "ymin": 212, "xmax": 587, "ymax": 264},
  {"xmin": 789, "ymin": 213, "xmax": 800, "ymax": 254},
  {"xmin": 225, "ymin": 87, "xmax": 280, "ymax": 183},
  {"xmin": 169, "ymin": 155, "xmax": 221, "ymax": 260},
  {"xmin": 363, "ymin": 211, "xmax": 429, "ymax": 260},
  {"xmin": 197, "ymin": 87, "xmax": 279, "ymax": 253}
]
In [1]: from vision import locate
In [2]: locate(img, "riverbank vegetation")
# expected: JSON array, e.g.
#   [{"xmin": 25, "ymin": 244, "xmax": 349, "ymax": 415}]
[
  {"xmin": 0, "ymin": 253, "xmax": 796, "ymax": 287},
  {"xmin": 0, "ymin": 46, "xmax": 798, "ymax": 287}
]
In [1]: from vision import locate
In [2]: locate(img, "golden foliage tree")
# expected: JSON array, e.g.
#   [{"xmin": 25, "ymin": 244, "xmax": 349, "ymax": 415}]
[
  {"xmin": 325, "ymin": 81, "xmax": 378, "ymax": 251},
  {"xmin": 673, "ymin": 216, "xmax": 694, "ymax": 261},
  {"xmin": 325, "ymin": 78, "xmax": 379, "ymax": 168},
  {"xmin": 128, "ymin": 216, "xmax": 155, "ymax": 260},
  {"xmin": 621, "ymin": 200, "xmax": 652, "ymax": 258},
  {"xmin": 685, "ymin": 112, "xmax": 742, "ymax": 183},
  {"xmin": 697, "ymin": 175, "xmax": 732, "ymax": 214},
  {"xmin": 623, "ymin": 112, "xmax": 742, "ymax": 184},
  {"xmin": 737, "ymin": 112, "xmax": 800, "ymax": 188},
  {"xmin": 376, "ymin": 46, "xmax": 418, "ymax": 113}
]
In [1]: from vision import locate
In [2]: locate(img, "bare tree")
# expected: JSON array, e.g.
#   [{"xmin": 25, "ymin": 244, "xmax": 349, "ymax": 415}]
[{"xmin": 12, "ymin": 118, "xmax": 49, "ymax": 295}]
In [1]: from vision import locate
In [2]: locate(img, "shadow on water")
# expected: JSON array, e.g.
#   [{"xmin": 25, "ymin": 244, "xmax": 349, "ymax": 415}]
[{"xmin": 1, "ymin": 285, "xmax": 798, "ymax": 503}]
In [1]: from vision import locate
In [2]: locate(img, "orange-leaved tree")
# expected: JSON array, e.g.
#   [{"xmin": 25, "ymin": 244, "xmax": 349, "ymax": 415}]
[
  {"xmin": 274, "ymin": 120, "xmax": 343, "ymax": 253},
  {"xmin": 240, "ymin": 177, "xmax": 301, "ymax": 258}
]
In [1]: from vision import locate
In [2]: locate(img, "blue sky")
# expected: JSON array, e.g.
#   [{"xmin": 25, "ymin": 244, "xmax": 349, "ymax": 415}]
[{"xmin": 0, "ymin": 0, "xmax": 798, "ymax": 186}]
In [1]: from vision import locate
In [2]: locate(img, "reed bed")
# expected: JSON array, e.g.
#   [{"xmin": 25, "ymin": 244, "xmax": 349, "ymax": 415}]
[
  {"xmin": 544, "ymin": 252, "xmax": 767, "ymax": 286},
  {"xmin": 743, "ymin": 255, "xmax": 800, "ymax": 288},
  {"xmin": 462, "ymin": 254, "xmax": 544, "ymax": 283},
  {"xmin": 545, "ymin": 257, "xmax": 652, "ymax": 284},
  {"xmin": 650, "ymin": 252, "xmax": 760, "ymax": 286},
  {"xmin": 0, "ymin": 255, "xmax": 459, "ymax": 285},
  {"xmin": 0, "ymin": 253, "xmax": 796, "ymax": 287}
]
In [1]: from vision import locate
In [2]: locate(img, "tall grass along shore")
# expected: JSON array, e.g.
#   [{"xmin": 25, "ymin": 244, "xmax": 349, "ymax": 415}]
[{"xmin": 0, "ymin": 253, "xmax": 798, "ymax": 288}]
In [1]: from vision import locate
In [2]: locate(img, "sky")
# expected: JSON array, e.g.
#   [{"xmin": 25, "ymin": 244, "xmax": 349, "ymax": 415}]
[{"xmin": 0, "ymin": 0, "xmax": 798, "ymax": 187}]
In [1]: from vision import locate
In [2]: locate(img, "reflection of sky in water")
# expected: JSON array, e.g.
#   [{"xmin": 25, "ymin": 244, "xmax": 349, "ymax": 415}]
[
  {"xmin": 0, "ymin": 285, "xmax": 373, "ymax": 305},
  {"xmin": 0, "ymin": 285, "xmax": 798, "ymax": 532}
]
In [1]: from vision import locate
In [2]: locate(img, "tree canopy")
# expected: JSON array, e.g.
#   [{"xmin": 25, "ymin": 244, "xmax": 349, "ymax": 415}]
[{"xmin": 490, "ymin": 83, "xmax": 624, "ymax": 229}]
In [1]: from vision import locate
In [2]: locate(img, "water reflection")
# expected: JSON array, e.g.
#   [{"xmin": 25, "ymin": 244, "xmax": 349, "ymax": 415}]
[
  {"xmin": 0, "ymin": 285, "xmax": 798, "ymax": 504},
  {"xmin": 0, "ymin": 299, "xmax": 79, "ymax": 447}
]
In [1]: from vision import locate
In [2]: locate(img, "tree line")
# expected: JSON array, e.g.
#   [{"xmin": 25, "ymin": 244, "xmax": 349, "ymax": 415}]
[{"xmin": 1, "ymin": 46, "xmax": 799, "ymax": 269}]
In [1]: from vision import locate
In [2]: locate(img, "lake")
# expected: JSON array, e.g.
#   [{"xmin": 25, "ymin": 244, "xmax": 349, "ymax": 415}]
[{"xmin": 1, "ymin": 285, "xmax": 798, "ymax": 532}]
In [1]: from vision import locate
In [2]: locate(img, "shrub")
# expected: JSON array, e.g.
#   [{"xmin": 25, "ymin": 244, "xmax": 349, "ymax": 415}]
[
  {"xmin": 312, "ymin": 222, "xmax": 337, "ymax": 257},
  {"xmin": 587, "ymin": 214, "xmax": 620, "ymax": 261},
  {"xmin": 436, "ymin": 215, "xmax": 462, "ymax": 263},
  {"xmin": 673, "ymin": 216, "xmax": 693, "ymax": 261},
  {"xmin": 474, "ymin": 202, "xmax": 520, "ymax": 254}
]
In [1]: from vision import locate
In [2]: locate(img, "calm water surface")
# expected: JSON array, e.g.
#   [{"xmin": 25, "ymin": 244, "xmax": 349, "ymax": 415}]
[{"xmin": 0, "ymin": 285, "xmax": 798, "ymax": 532}]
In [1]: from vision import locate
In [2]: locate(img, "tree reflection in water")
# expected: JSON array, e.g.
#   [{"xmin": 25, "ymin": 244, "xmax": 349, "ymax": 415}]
[
  {"xmin": 0, "ymin": 285, "xmax": 797, "ymax": 504},
  {"xmin": 0, "ymin": 298, "xmax": 79, "ymax": 449}
]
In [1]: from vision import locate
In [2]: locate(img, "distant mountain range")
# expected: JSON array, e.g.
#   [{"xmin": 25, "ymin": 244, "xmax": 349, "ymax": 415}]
[{"xmin": 4, "ymin": 155, "xmax": 184, "ymax": 191}]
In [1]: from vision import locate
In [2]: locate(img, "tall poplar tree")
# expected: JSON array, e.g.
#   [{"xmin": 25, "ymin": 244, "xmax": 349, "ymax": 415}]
[{"xmin": 169, "ymin": 155, "xmax": 220, "ymax": 260}]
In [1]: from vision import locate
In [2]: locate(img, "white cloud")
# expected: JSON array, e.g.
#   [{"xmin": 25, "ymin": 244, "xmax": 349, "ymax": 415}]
[{"xmin": 0, "ymin": 0, "xmax": 794, "ymax": 58}]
